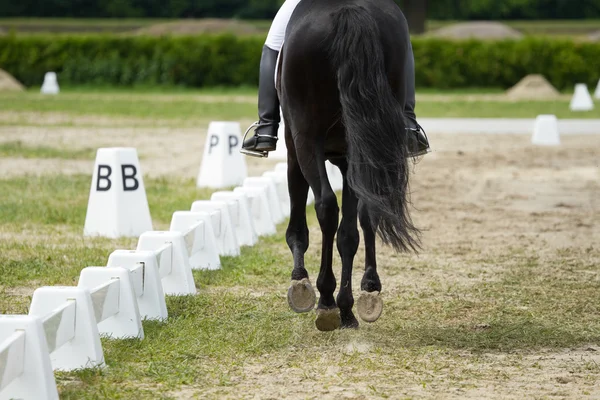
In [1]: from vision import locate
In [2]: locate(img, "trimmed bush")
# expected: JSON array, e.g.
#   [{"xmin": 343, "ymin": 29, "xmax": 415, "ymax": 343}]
[{"xmin": 1, "ymin": 34, "xmax": 599, "ymax": 90}]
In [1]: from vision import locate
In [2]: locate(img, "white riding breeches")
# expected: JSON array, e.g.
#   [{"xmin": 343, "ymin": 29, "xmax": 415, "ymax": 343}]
[{"xmin": 264, "ymin": 0, "xmax": 302, "ymax": 52}]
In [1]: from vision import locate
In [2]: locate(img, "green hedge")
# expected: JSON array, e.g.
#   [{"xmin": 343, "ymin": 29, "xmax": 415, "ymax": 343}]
[{"xmin": 1, "ymin": 34, "xmax": 599, "ymax": 90}]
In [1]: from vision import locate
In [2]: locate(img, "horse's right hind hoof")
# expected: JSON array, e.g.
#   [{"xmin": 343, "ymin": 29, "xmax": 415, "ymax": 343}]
[
  {"xmin": 356, "ymin": 291, "xmax": 383, "ymax": 323},
  {"xmin": 287, "ymin": 278, "xmax": 316, "ymax": 313},
  {"xmin": 315, "ymin": 308, "xmax": 341, "ymax": 331}
]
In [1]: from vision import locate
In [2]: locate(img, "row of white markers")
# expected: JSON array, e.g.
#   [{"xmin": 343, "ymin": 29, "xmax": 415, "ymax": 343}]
[{"xmin": 0, "ymin": 121, "xmax": 343, "ymax": 400}]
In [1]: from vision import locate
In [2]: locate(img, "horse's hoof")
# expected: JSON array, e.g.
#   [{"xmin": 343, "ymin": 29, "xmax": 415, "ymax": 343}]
[
  {"xmin": 287, "ymin": 278, "xmax": 316, "ymax": 313},
  {"xmin": 356, "ymin": 291, "xmax": 383, "ymax": 323},
  {"xmin": 315, "ymin": 308, "xmax": 341, "ymax": 331}
]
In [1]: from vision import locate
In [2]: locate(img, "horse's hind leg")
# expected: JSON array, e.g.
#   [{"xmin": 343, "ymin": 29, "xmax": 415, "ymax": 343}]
[
  {"xmin": 314, "ymin": 167, "xmax": 341, "ymax": 331},
  {"xmin": 285, "ymin": 141, "xmax": 316, "ymax": 313},
  {"xmin": 333, "ymin": 159, "xmax": 360, "ymax": 329},
  {"xmin": 356, "ymin": 204, "xmax": 384, "ymax": 323},
  {"xmin": 298, "ymin": 149, "xmax": 341, "ymax": 331}
]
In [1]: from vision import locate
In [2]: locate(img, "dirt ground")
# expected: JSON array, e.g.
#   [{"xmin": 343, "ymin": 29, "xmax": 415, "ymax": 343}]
[{"xmin": 1, "ymin": 122, "xmax": 599, "ymax": 399}]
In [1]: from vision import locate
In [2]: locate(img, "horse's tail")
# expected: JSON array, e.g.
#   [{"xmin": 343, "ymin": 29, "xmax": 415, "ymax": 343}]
[{"xmin": 328, "ymin": 6, "xmax": 421, "ymax": 253}]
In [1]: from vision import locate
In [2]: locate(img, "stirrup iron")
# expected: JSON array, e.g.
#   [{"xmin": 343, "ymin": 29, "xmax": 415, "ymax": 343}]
[
  {"xmin": 240, "ymin": 121, "xmax": 278, "ymax": 158},
  {"xmin": 240, "ymin": 122, "xmax": 268, "ymax": 158}
]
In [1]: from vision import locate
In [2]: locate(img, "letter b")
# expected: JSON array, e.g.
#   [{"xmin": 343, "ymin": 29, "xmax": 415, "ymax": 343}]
[
  {"xmin": 96, "ymin": 165, "xmax": 112, "ymax": 191},
  {"xmin": 122, "ymin": 164, "xmax": 139, "ymax": 191}
]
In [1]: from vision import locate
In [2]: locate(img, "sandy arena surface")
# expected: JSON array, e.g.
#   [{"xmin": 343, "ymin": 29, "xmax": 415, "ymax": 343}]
[{"xmin": 1, "ymin": 123, "xmax": 599, "ymax": 399}]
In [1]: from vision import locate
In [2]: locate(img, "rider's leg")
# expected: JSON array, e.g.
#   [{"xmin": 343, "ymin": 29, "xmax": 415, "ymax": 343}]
[
  {"xmin": 242, "ymin": 0, "xmax": 302, "ymax": 156},
  {"xmin": 404, "ymin": 40, "xmax": 431, "ymax": 157}
]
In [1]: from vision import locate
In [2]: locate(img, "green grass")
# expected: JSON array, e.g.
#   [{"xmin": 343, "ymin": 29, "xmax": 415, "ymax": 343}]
[
  {"xmin": 1, "ymin": 90, "xmax": 599, "ymax": 123},
  {"xmin": 1, "ymin": 87, "xmax": 599, "ymax": 398},
  {"xmin": 417, "ymin": 99, "xmax": 600, "ymax": 119},
  {"xmin": 0, "ymin": 169, "xmax": 599, "ymax": 398},
  {"xmin": 0, "ymin": 140, "xmax": 97, "ymax": 159},
  {"xmin": 0, "ymin": 92, "xmax": 257, "ymax": 122},
  {"xmin": 0, "ymin": 175, "xmax": 214, "ymax": 229}
]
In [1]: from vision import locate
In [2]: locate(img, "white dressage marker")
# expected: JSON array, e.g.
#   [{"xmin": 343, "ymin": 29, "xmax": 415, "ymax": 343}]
[
  {"xmin": 77, "ymin": 267, "xmax": 144, "ymax": 340},
  {"xmin": 269, "ymin": 118, "xmax": 288, "ymax": 160},
  {"xmin": 243, "ymin": 177, "xmax": 284, "ymax": 224},
  {"xmin": 211, "ymin": 191, "xmax": 258, "ymax": 247},
  {"xmin": 191, "ymin": 201, "xmax": 240, "ymax": 257},
  {"xmin": 107, "ymin": 249, "xmax": 170, "ymax": 320},
  {"xmin": 170, "ymin": 211, "xmax": 221, "ymax": 270},
  {"xmin": 326, "ymin": 161, "xmax": 344, "ymax": 192},
  {"xmin": 28, "ymin": 287, "xmax": 105, "ymax": 371},
  {"xmin": 40, "ymin": 72, "xmax": 59, "ymax": 95},
  {"xmin": 197, "ymin": 121, "xmax": 248, "ymax": 189},
  {"xmin": 274, "ymin": 162, "xmax": 287, "ymax": 174},
  {"xmin": 262, "ymin": 170, "xmax": 290, "ymax": 218},
  {"xmin": 233, "ymin": 186, "xmax": 276, "ymax": 237},
  {"xmin": 570, "ymin": 83, "xmax": 594, "ymax": 111},
  {"xmin": 0, "ymin": 316, "xmax": 59, "ymax": 400},
  {"xmin": 137, "ymin": 232, "xmax": 196, "ymax": 295},
  {"xmin": 84, "ymin": 147, "xmax": 153, "ymax": 238},
  {"xmin": 532, "ymin": 115, "xmax": 560, "ymax": 146},
  {"xmin": 274, "ymin": 163, "xmax": 315, "ymax": 205}
]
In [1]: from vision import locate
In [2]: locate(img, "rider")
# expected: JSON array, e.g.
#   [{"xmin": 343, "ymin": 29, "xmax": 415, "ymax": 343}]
[{"xmin": 241, "ymin": 0, "xmax": 431, "ymax": 158}]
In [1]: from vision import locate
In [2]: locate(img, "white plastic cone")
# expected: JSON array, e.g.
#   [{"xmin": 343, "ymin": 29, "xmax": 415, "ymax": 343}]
[
  {"xmin": 531, "ymin": 114, "xmax": 560, "ymax": 146},
  {"xmin": 197, "ymin": 121, "xmax": 248, "ymax": 188},
  {"xmin": 270, "ymin": 114, "xmax": 288, "ymax": 160},
  {"xmin": 326, "ymin": 161, "xmax": 343, "ymax": 192},
  {"xmin": 0, "ymin": 316, "xmax": 59, "ymax": 400},
  {"xmin": 40, "ymin": 72, "xmax": 59, "ymax": 95},
  {"xmin": 594, "ymin": 79, "xmax": 600, "ymax": 100},
  {"xmin": 570, "ymin": 83, "xmax": 594, "ymax": 111},
  {"xmin": 83, "ymin": 148, "xmax": 153, "ymax": 238}
]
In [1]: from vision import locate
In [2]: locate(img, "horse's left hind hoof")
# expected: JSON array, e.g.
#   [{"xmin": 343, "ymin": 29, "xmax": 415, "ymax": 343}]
[
  {"xmin": 315, "ymin": 308, "xmax": 341, "ymax": 331},
  {"xmin": 287, "ymin": 278, "xmax": 316, "ymax": 313},
  {"xmin": 356, "ymin": 291, "xmax": 383, "ymax": 323}
]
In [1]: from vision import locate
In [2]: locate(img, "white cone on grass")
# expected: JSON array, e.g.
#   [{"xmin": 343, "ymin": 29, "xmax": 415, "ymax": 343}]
[
  {"xmin": 197, "ymin": 121, "xmax": 248, "ymax": 188},
  {"xmin": 83, "ymin": 148, "xmax": 153, "ymax": 238},
  {"xmin": 0, "ymin": 316, "xmax": 59, "ymax": 400},
  {"xmin": 532, "ymin": 114, "xmax": 560, "ymax": 146},
  {"xmin": 270, "ymin": 115, "xmax": 288, "ymax": 160},
  {"xmin": 570, "ymin": 83, "xmax": 594, "ymax": 111},
  {"xmin": 41, "ymin": 72, "xmax": 59, "ymax": 95}
]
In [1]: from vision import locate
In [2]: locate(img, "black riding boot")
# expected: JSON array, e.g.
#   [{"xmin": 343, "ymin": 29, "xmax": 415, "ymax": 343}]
[
  {"xmin": 241, "ymin": 45, "xmax": 281, "ymax": 158},
  {"xmin": 405, "ymin": 41, "xmax": 431, "ymax": 158}
]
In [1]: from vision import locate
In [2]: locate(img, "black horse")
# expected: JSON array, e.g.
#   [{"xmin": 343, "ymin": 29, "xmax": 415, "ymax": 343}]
[{"xmin": 277, "ymin": 0, "xmax": 422, "ymax": 331}]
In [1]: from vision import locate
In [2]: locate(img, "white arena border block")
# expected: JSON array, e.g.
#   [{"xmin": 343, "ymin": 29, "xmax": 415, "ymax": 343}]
[
  {"xmin": 262, "ymin": 169, "xmax": 290, "ymax": 219},
  {"xmin": 84, "ymin": 147, "xmax": 153, "ymax": 238},
  {"xmin": 269, "ymin": 117, "xmax": 288, "ymax": 160},
  {"xmin": 570, "ymin": 83, "xmax": 594, "ymax": 111},
  {"xmin": 107, "ymin": 249, "xmax": 170, "ymax": 320},
  {"xmin": 197, "ymin": 121, "xmax": 248, "ymax": 189},
  {"xmin": 326, "ymin": 161, "xmax": 343, "ymax": 192},
  {"xmin": 243, "ymin": 177, "xmax": 284, "ymax": 225},
  {"xmin": 191, "ymin": 201, "xmax": 240, "ymax": 257},
  {"xmin": 41, "ymin": 71, "xmax": 59, "ymax": 95},
  {"xmin": 274, "ymin": 162, "xmax": 314, "ymax": 205},
  {"xmin": 77, "ymin": 267, "xmax": 144, "ymax": 340},
  {"xmin": 233, "ymin": 186, "xmax": 276, "ymax": 237},
  {"xmin": 137, "ymin": 232, "xmax": 196, "ymax": 296},
  {"xmin": 169, "ymin": 211, "xmax": 221, "ymax": 271},
  {"xmin": 532, "ymin": 114, "xmax": 560, "ymax": 146},
  {"xmin": 0, "ymin": 315, "xmax": 59, "ymax": 400},
  {"xmin": 211, "ymin": 191, "xmax": 258, "ymax": 247},
  {"xmin": 28, "ymin": 287, "xmax": 105, "ymax": 371}
]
